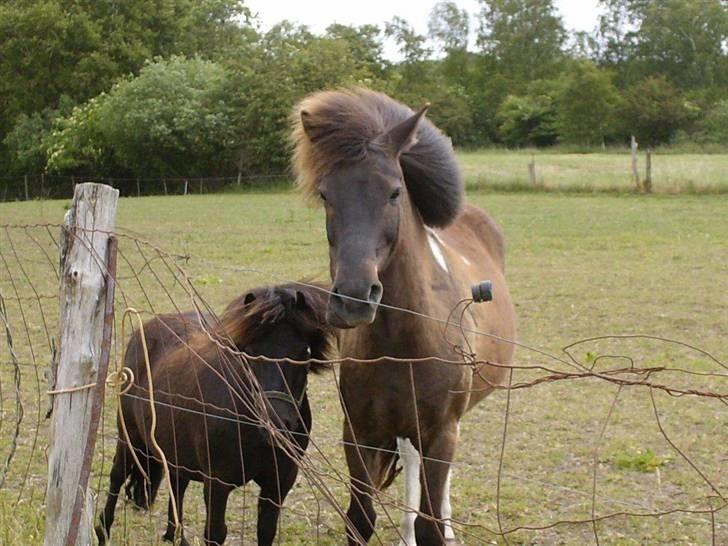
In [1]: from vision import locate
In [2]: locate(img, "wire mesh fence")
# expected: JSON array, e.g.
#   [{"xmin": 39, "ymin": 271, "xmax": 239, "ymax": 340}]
[{"xmin": 0, "ymin": 217, "xmax": 726, "ymax": 544}]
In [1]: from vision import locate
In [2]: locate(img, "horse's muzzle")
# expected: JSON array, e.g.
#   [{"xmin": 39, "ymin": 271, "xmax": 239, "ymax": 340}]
[{"xmin": 327, "ymin": 283, "xmax": 382, "ymax": 328}]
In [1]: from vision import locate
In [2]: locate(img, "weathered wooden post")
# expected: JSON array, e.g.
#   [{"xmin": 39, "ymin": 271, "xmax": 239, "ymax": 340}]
[
  {"xmin": 45, "ymin": 183, "xmax": 119, "ymax": 546},
  {"xmin": 631, "ymin": 136, "xmax": 641, "ymax": 191},
  {"xmin": 528, "ymin": 155, "xmax": 536, "ymax": 187},
  {"xmin": 644, "ymin": 149, "xmax": 653, "ymax": 193}
]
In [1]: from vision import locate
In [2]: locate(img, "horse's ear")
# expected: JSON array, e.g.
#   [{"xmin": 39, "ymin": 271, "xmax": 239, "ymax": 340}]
[
  {"xmin": 243, "ymin": 292, "xmax": 256, "ymax": 305},
  {"xmin": 300, "ymin": 110, "xmax": 315, "ymax": 139},
  {"xmin": 379, "ymin": 103, "xmax": 430, "ymax": 156}
]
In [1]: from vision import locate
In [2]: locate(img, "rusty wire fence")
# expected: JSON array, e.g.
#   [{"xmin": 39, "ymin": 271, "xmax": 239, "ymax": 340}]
[{"xmin": 0, "ymin": 220, "xmax": 727, "ymax": 545}]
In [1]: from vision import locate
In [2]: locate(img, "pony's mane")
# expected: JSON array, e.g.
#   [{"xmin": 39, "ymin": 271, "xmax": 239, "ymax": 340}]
[
  {"xmin": 177, "ymin": 283, "xmax": 334, "ymax": 373},
  {"xmin": 290, "ymin": 88, "xmax": 464, "ymax": 227}
]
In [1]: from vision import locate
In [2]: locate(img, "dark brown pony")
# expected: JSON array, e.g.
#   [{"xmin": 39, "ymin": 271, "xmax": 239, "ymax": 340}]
[
  {"xmin": 291, "ymin": 88, "xmax": 516, "ymax": 545},
  {"xmin": 96, "ymin": 284, "xmax": 333, "ymax": 546}
]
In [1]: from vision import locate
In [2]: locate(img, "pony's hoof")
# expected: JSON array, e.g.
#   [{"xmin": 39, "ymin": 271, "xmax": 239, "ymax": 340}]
[{"xmin": 95, "ymin": 526, "xmax": 107, "ymax": 545}]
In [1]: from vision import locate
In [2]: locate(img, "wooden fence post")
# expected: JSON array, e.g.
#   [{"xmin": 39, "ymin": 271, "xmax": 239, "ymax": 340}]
[
  {"xmin": 136, "ymin": 178, "xmax": 141, "ymax": 198},
  {"xmin": 44, "ymin": 183, "xmax": 119, "ymax": 546},
  {"xmin": 644, "ymin": 149, "xmax": 653, "ymax": 193},
  {"xmin": 631, "ymin": 136, "xmax": 641, "ymax": 191},
  {"xmin": 528, "ymin": 155, "xmax": 536, "ymax": 187}
]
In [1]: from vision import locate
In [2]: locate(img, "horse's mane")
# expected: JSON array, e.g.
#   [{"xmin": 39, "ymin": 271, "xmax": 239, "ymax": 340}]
[
  {"xmin": 169, "ymin": 283, "xmax": 334, "ymax": 373},
  {"xmin": 290, "ymin": 87, "xmax": 464, "ymax": 227}
]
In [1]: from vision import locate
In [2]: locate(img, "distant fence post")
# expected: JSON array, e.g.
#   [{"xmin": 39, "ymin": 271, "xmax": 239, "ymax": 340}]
[
  {"xmin": 631, "ymin": 136, "xmax": 641, "ymax": 191},
  {"xmin": 528, "ymin": 155, "xmax": 536, "ymax": 187},
  {"xmin": 644, "ymin": 149, "xmax": 653, "ymax": 193},
  {"xmin": 44, "ymin": 183, "xmax": 119, "ymax": 546},
  {"xmin": 136, "ymin": 178, "xmax": 141, "ymax": 198},
  {"xmin": 184, "ymin": 179, "xmax": 188, "ymax": 196}
]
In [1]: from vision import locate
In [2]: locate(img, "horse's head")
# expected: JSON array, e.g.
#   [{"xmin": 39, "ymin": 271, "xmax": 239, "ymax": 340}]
[
  {"xmin": 231, "ymin": 285, "xmax": 332, "ymax": 432},
  {"xmin": 292, "ymin": 89, "xmax": 463, "ymax": 328},
  {"xmin": 313, "ymin": 110, "xmax": 426, "ymax": 327}
]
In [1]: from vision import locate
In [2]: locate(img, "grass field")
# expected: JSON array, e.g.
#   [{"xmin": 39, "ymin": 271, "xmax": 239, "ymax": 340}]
[
  {"xmin": 456, "ymin": 149, "xmax": 728, "ymax": 193},
  {"xmin": 1, "ymin": 189, "xmax": 726, "ymax": 544}
]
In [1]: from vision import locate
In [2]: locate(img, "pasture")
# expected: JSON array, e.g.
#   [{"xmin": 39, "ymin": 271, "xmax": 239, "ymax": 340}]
[
  {"xmin": 458, "ymin": 149, "xmax": 728, "ymax": 193},
  {"xmin": 0, "ymin": 189, "xmax": 726, "ymax": 544}
]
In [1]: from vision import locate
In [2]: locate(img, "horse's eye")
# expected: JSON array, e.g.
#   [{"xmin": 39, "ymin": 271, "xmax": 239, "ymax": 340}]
[
  {"xmin": 319, "ymin": 191, "xmax": 327, "ymax": 203},
  {"xmin": 390, "ymin": 187, "xmax": 401, "ymax": 202},
  {"xmin": 305, "ymin": 346, "xmax": 312, "ymax": 358}
]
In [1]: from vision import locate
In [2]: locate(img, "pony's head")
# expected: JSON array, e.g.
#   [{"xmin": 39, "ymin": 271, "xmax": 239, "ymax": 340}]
[
  {"xmin": 217, "ymin": 283, "xmax": 333, "ymax": 430},
  {"xmin": 291, "ymin": 88, "xmax": 463, "ymax": 327}
]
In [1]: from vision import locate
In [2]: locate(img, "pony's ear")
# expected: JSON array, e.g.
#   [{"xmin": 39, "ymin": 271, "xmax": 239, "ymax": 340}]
[
  {"xmin": 295, "ymin": 290, "xmax": 307, "ymax": 309},
  {"xmin": 243, "ymin": 292, "xmax": 256, "ymax": 305},
  {"xmin": 379, "ymin": 103, "xmax": 430, "ymax": 156}
]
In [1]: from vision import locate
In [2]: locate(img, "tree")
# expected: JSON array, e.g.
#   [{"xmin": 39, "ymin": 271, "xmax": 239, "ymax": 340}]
[
  {"xmin": 497, "ymin": 91, "xmax": 559, "ymax": 147},
  {"xmin": 477, "ymin": 0, "xmax": 566, "ymax": 86},
  {"xmin": 325, "ymin": 24, "xmax": 388, "ymax": 75},
  {"xmin": 620, "ymin": 75, "xmax": 692, "ymax": 145},
  {"xmin": 385, "ymin": 17, "xmax": 432, "ymax": 65},
  {"xmin": 557, "ymin": 60, "xmax": 621, "ymax": 145},
  {"xmin": 596, "ymin": 0, "xmax": 728, "ymax": 89},
  {"xmin": 0, "ymin": 0, "xmax": 251, "ymax": 156},
  {"xmin": 428, "ymin": 1, "xmax": 470, "ymax": 54}
]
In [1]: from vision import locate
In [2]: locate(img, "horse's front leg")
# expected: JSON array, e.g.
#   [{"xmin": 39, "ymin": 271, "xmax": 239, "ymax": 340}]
[
  {"xmin": 203, "ymin": 479, "xmax": 232, "ymax": 545},
  {"xmin": 163, "ymin": 472, "xmax": 190, "ymax": 546},
  {"xmin": 343, "ymin": 425, "xmax": 398, "ymax": 545},
  {"xmin": 96, "ymin": 440, "xmax": 132, "ymax": 545},
  {"xmin": 415, "ymin": 425, "xmax": 458, "ymax": 546},
  {"xmin": 256, "ymin": 452, "xmax": 299, "ymax": 546}
]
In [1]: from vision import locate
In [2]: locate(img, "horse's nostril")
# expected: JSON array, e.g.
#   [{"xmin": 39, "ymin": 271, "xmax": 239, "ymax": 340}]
[{"xmin": 369, "ymin": 283, "xmax": 383, "ymax": 303}]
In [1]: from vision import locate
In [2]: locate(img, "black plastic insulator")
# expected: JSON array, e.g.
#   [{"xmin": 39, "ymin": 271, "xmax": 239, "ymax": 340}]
[{"xmin": 471, "ymin": 280, "xmax": 493, "ymax": 303}]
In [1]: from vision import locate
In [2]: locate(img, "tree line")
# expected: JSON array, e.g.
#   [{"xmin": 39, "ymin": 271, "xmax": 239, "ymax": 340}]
[{"xmin": 1, "ymin": 0, "xmax": 726, "ymax": 179}]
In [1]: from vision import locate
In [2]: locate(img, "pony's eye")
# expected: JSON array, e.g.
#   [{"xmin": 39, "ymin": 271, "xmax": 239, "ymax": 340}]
[
  {"xmin": 390, "ymin": 188, "xmax": 401, "ymax": 202},
  {"xmin": 305, "ymin": 346, "xmax": 312, "ymax": 357},
  {"xmin": 318, "ymin": 191, "xmax": 327, "ymax": 202}
]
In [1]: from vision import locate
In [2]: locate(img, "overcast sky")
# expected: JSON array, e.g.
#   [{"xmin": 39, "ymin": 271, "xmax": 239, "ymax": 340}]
[{"xmin": 245, "ymin": 0, "xmax": 601, "ymax": 59}]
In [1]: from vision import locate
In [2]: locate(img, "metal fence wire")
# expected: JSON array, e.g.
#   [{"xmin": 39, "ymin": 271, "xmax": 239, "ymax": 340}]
[{"xmin": 0, "ymin": 222, "xmax": 726, "ymax": 544}]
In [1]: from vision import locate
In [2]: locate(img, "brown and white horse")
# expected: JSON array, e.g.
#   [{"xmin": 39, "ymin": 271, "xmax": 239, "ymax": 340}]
[{"xmin": 291, "ymin": 88, "xmax": 516, "ymax": 545}]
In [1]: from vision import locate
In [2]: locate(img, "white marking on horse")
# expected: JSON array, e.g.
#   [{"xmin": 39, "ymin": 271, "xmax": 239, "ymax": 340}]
[
  {"xmin": 442, "ymin": 468, "xmax": 454, "ymax": 540},
  {"xmin": 442, "ymin": 423, "xmax": 459, "ymax": 542},
  {"xmin": 397, "ymin": 437, "xmax": 421, "ymax": 546},
  {"xmin": 425, "ymin": 227, "xmax": 449, "ymax": 273}
]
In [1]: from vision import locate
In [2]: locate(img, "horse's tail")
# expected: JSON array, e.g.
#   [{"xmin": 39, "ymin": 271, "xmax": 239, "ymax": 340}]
[{"xmin": 125, "ymin": 457, "xmax": 163, "ymax": 510}]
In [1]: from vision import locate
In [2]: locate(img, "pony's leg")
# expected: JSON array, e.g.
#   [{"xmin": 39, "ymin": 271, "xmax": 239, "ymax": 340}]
[
  {"xmin": 163, "ymin": 472, "xmax": 189, "ymax": 546},
  {"xmin": 415, "ymin": 427, "xmax": 458, "ymax": 546},
  {"xmin": 257, "ymin": 458, "xmax": 299, "ymax": 546},
  {"xmin": 397, "ymin": 437, "xmax": 421, "ymax": 546},
  {"xmin": 203, "ymin": 479, "xmax": 232, "ymax": 546},
  {"xmin": 96, "ymin": 440, "xmax": 132, "ymax": 545}
]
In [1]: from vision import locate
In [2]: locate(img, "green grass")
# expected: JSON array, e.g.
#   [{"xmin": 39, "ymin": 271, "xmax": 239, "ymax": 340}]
[
  {"xmin": 457, "ymin": 149, "xmax": 728, "ymax": 193},
  {"xmin": 1, "ymin": 190, "xmax": 726, "ymax": 544}
]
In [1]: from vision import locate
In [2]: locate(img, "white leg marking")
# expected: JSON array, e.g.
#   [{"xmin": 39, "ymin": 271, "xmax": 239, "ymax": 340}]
[
  {"xmin": 441, "ymin": 468, "xmax": 454, "ymax": 540},
  {"xmin": 442, "ymin": 423, "xmax": 459, "ymax": 542},
  {"xmin": 397, "ymin": 437, "xmax": 421, "ymax": 546}
]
